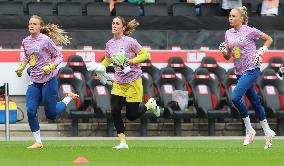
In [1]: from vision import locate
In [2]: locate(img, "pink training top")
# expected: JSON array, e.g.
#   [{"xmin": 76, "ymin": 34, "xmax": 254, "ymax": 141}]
[
  {"xmin": 105, "ymin": 35, "xmax": 143, "ymax": 84},
  {"xmin": 225, "ymin": 25, "xmax": 263, "ymax": 75},
  {"xmin": 22, "ymin": 33, "xmax": 63, "ymax": 83}
]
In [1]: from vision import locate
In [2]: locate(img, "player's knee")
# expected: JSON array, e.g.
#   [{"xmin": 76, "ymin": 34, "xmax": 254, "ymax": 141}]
[
  {"xmin": 232, "ymin": 94, "xmax": 241, "ymax": 106},
  {"xmin": 27, "ymin": 110, "xmax": 37, "ymax": 119},
  {"xmin": 111, "ymin": 110, "xmax": 121, "ymax": 119},
  {"xmin": 45, "ymin": 112, "xmax": 56, "ymax": 120},
  {"xmin": 126, "ymin": 115, "xmax": 138, "ymax": 121}
]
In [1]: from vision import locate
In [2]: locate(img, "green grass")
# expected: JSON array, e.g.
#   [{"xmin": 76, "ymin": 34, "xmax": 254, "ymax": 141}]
[{"xmin": 0, "ymin": 139, "xmax": 284, "ymax": 166}]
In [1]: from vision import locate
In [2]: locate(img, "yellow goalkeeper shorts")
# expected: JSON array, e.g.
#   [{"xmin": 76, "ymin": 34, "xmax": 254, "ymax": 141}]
[{"xmin": 111, "ymin": 77, "xmax": 143, "ymax": 102}]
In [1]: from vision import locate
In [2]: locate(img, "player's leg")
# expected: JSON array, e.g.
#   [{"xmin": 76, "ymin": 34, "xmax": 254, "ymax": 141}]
[
  {"xmin": 111, "ymin": 94, "xmax": 127, "ymax": 149},
  {"xmin": 42, "ymin": 77, "xmax": 79, "ymax": 120},
  {"xmin": 232, "ymin": 72, "xmax": 256, "ymax": 145},
  {"xmin": 245, "ymin": 73, "xmax": 275, "ymax": 149},
  {"xmin": 26, "ymin": 82, "xmax": 43, "ymax": 148}
]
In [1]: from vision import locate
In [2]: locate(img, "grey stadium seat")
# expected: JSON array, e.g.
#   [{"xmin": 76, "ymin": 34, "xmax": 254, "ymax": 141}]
[
  {"xmin": 86, "ymin": 2, "xmax": 110, "ymax": 16},
  {"xmin": 57, "ymin": 2, "xmax": 82, "ymax": 16},
  {"xmin": 115, "ymin": 3, "xmax": 140, "ymax": 16},
  {"xmin": 28, "ymin": 2, "xmax": 53, "ymax": 16},
  {"xmin": 144, "ymin": 3, "xmax": 168, "ymax": 16},
  {"xmin": 172, "ymin": 3, "xmax": 196, "ymax": 16},
  {"xmin": 0, "ymin": 1, "xmax": 23, "ymax": 15}
]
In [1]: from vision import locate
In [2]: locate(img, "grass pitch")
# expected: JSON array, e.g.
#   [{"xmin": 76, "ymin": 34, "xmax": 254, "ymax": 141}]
[{"xmin": 0, "ymin": 139, "xmax": 283, "ymax": 166}]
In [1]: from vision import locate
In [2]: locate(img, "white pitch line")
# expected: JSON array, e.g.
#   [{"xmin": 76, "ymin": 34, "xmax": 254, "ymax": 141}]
[{"xmin": 1, "ymin": 136, "xmax": 284, "ymax": 141}]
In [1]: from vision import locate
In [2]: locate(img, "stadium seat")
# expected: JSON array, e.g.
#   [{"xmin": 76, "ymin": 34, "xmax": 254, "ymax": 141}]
[
  {"xmin": 172, "ymin": 3, "xmax": 196, "ymax": 16},
  {"xmin": 189, "ymin": 68, "xmax": 231, "ymax": 136},
  {"xmin": 167, "ymin": 56, "xmax": 194, "ymax": 98},
  {"xmin": 66, "ymin": 55, "xmax": 91, "ymax": 104},
  {"xmin": 41, "ymin": 0, "xmax": 67, "ymax": 10},
  {"xmin": 86, "ymin": 2, "xmax": 110, "ymax": 16},
  {"xmin": 27, "ymin": 2, "xmax": 53, "ymax": 16},
  {"xmin": 263, "ymin": 56, "xmax": 284, "ymax": 74},
  {"xmin": 15, "ymin": 0, "xmax": 38, "ymax": 13},
  {"xmin": 257, "ymin": 69, "xmax": 284, "ymax": 135},
  {"xmin": 140, "ymin": 59, "xmax": 161, "ymax": 84},
  {"xmin": 156, "ymin": 67, "xmax": 196, "ymax": 136},
  {"xmin": 88, "ymin": 76, "xmax": 113, "ymax": 136},
  {"xmin": 144, "ymin": 3, "xmax": 168, "ymax": 16},
  {"xmin": 57, "ymin": 2, "xmax": 82, "ymax": 16},
  {"xmin": 200, "ymin": 3, "xmax": 222, "ymax": 16},
  {"xmin": 156, "ymin": 0, "xmax": 180, "ymax": 14},
  {"xmin": 115, "ymin": 3, "xmax": 141, "ymax": 16},
  {"xmin": 200, "ymin": 56, "xmax": 227, "ymax": 82},
  {"xmin": 71, "ymin": 0, "xmax": 95, "ymax": 11},
  {"xmin": 198, "ymin": 56, "xmax": 227, "ymax": 102},
  {"xmin": 57, "ymin": 66, "xmax": 95, "ymax": 136},
  {"xmin": 0, "ymin": 1, "xmax": 23, "ymax": 15}
]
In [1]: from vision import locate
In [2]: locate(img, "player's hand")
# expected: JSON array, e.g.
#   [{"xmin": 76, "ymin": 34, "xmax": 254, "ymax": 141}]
[
  {"xmin": 15, "ymin": 66, "xmax": 24, "ymax": 77},
  {"xmin": 86, "ymin": 62, "xmax": 106, "ymax": 72},
  {"xmin": 42, "ymin": 63, "xmax": 56, "ymax": 75},
  {"xmin": 279, "ymin": 66, "xmax": 284, "ymax": 77},
  {"xmin": 253, "ymin": 53, "xmax": 262, "ymax": 67},
  {"xmin": 125, "ymin": 58, "xmax": 133, "ymax": 65},
  {"xmin": 219, "ymin": 42, "xmax": 227, "ymax": 54},
  {"xmin": 96, "ymin": 72, "xmax": 113, "ymax": 85}
]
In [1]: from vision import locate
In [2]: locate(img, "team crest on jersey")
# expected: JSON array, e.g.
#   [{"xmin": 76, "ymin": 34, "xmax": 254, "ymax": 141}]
[
  {"xmin": 34, "ymin": 45, "xmax": 40, "ymax": 53},
  {"xmin": 239, "ymin": 36, "xmax": 245, "ymax": 43}
]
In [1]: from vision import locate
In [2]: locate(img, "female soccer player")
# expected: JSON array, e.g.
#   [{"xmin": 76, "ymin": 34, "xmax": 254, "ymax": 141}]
[
  {"xmin": 86, "ymin": 16, "xmax": 160, "ymax": 149},
  {"xmin": 15, "ymin": 15, "xmax": 79, "ymax": 148},
  {"xmin": 219, "ymin": 6, "xmax": 275, "ymax": 149}
]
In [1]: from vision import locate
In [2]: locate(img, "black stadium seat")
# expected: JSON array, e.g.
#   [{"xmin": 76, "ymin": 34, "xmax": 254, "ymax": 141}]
[
  {"xmin": 115, "ymin": 3, "xmax": 140, "ymax": 16},
  {"xmin": 189, "ymin": 68, "xmax": 231, "ymax": 136},
  {"xmin": 257, "ymin": 69, "xmax": 284, "ymax": 135},
  {"xmin": 57, "ymin": 2, "xmax": 82, "ymax": 16},
  {"xmin": 167, "ymin": 56, "xmax": 194, "ymax": 99},
  {"xmin": 41, "ymin": 0, "xmax": 67, "ymax": 10},
  {"xmin": 0, "ymin": 1, "xmax": 23, "ymax": 15},
  {"xmin": 264, "ymin": 56, "xmax": 284, "ymax": 74},
  {"xmin": 144, "ymin": 3, "xmax": 168, "ymax": 16},
  {"xmin": 86, "ymin": 2, "xmax": 110, "ymax": 16},
  {"xmin": 172, "ymin": 3, "xmax": 196, "ymax": 16},
  {"xmin": 28, "ymin": 2, "xmax": 53, "ymax": 16},
  {"xmin": 200, "ymin": 3, "xmax": 222, "ymax": 16},
  {"xmin": 156, "ymin": 67, "xmax": 196, "ymax": 136},
  {"xmin": 57, "ymin": 67, "xmax": 94, "ymax": 136},
  {"xmin": 66, "ymin": 55, "xmax": 91, "ymax": 103}
]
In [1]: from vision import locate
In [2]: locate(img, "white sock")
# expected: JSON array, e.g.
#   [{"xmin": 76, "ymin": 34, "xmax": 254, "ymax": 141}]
[
  {"xmin": 32, "ymin": 130, "xmax": 42, "ymax": 144},
  {"xmin": 242, "ymin": 116, "xmax": 254, "ymax": 132},
  {"xmin": 260, "ymin": 119, "xmax": 271, "ymax": 134},
  {"xmin": 62, "ymin": 96, "xmax": 72, "ymax": 105}
]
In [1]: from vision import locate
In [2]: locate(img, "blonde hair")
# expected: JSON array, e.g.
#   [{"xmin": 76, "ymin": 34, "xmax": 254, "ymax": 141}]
[
  {"xmin": 234, "ymin": 6, "xmax": 248, "ymax": 25},
  {"xmin": 115, "ymin": 16, "xmax": 139, "ymax": 36},
  {"xmin": 30, "ymin": 15, "xmax": 71, "ymax": 46}
]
